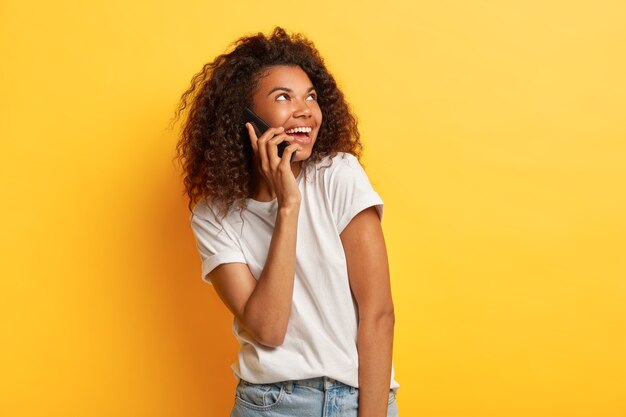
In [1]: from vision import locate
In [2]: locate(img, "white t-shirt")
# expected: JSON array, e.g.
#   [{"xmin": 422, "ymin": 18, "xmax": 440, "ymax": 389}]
[{"xmin": 190, "ymin": 152, "xmax": 400, "ymax": 392}]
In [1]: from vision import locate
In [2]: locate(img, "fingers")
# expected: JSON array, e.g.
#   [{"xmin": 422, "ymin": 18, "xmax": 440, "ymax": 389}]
[
  {"xmin": 245, "ymin": 123, "xmax": 301, "ymax": 173},
  {"xmin": 259, "ymin": 130, "xmax": 290, "ymax": 170},
  {"xmin": 246, "ymin": 124, "xmax": 282, "ymax": 171},
  {"xmin": 246, "ymin": 122, "xmax": 282, "ymax": 153},
  {"xmin": 266, "ymin": 134, "xmax": 291, "ymax": 162},
  {"xmin": 244, "ymin": 122, "xmax": 259, "ymax": 153},
  {"xmin": 278, "ymin": 143, "xmax": 303, "ymax": 170}
]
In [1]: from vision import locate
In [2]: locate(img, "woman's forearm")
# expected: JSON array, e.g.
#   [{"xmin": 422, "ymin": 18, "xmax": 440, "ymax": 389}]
[
  {"xmin": 242, "ymin": 203, "xmax": 300, "ymax": 347},
  {"xmin": 357, "ymin": 312, "xmax": 395, "ymax": 417}
]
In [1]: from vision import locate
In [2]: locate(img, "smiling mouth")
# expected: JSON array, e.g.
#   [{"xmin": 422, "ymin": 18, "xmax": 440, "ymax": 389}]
[
  {"xmin": 290, "ymin": 132, "xmax": 311, "ymax": 144},
  {"xmin": 285, "ymin": 126, "xmax": 313, "ymax": 134},
  {"xmin": 284, "ymin": 126, "xmax": 314, "ymax": 145}
]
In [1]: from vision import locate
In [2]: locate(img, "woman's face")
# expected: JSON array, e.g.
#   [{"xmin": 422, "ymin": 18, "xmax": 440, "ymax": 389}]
[{"xmin": 250, "ymin": 65, "xmax": 323, "ymax": 162}]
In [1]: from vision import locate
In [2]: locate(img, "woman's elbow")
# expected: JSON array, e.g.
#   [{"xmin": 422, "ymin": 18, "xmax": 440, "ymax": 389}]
[
  {"xmin": 257, "ymin": 331, "xmax": 286, "ymax": 348},
  {"xmin": 381, "ymin": 308, "xmax": 396, "ymax": 327},
  {"xmin": 251, "ymin": 324, "xmax": 287, "ymax": 348},
  {"xmin": 360, "ymin": 305, "xmax": 395, "ymax": 327},
  {"xmin": 242, "ymin": 308, "xmax": 288, "ymax": 348}
]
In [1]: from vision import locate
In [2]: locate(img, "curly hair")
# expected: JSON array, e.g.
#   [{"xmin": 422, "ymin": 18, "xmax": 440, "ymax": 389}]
[{"xmin": 171, "ymin": 26, "xmax": 363, "ymax": 218}]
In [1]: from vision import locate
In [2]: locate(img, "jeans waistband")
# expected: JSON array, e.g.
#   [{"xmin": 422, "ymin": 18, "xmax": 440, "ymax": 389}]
[{"xmin": 282, "ymin": 376, "xmax": 356, "ymax": 394}]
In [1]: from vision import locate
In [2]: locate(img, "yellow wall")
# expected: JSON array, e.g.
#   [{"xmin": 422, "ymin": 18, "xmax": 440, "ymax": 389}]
[{"xmin": 2, "ymin": 0, "xmax": 625, "ymax": 416}]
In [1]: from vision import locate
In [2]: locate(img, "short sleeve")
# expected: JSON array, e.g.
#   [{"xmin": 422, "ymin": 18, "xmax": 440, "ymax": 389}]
[
  {"xmin": 189, "ymin": 205, "xmax": 246, "ymax": 285},
  {"xmin": 328, "ymin": 153, "xmax": 384, "ymax": 234}
]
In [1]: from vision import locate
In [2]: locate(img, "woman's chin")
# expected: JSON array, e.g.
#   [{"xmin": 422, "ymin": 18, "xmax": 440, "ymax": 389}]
[{"xmin": 292, "ymin": 150, "xmax": 311, "ymax": 162}]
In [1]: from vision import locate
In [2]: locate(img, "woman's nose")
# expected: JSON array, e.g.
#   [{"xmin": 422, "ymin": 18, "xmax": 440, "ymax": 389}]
[{"xmin": 293, "ymin": 100, "xmax": 312, "ymax": 117}]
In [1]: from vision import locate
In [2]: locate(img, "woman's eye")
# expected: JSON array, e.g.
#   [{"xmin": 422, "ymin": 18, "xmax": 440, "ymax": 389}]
[
  {"xmin": 306, "ymin": 93, "xmax": 317, "ymax": 101},
  {"xmin": 276, "ymin": 94, "xmax": 288, "ymax": 101}
]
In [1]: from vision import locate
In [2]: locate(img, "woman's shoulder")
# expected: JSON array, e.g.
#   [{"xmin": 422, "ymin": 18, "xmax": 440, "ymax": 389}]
[
  {"xmin": 308, "ymin": 152, "xmax": 371, "ymax": 195},
  {"xmin": 326, "ymin": 151, "xmax": 357, "ymax": 163},
  {"xmin": 190, "ymin": 198, "xmax": 230, "ymax": 224},
  {"xmin": 313, "ymin": 151, "xmax": 359, "ymax": 174},
  {"xmin": 191, "ymin": 198, "xmax": 213, "ymax": 218}
]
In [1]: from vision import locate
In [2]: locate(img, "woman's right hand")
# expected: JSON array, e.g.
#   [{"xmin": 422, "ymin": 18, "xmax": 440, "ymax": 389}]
[{"xmin": 246, "ymin": 123, "xmax": 303, "ymax": 208}]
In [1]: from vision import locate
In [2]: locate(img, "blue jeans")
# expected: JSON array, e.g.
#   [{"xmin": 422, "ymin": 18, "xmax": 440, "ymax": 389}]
[{"xmin": 230, "ymin": 376, "xmax": 399, "ymax": 417}]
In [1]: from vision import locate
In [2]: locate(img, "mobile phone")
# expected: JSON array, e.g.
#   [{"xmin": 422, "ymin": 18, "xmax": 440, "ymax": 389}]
[{"xmin": 243, "ymin": 107, "xmax": 294, "ymax": 162}]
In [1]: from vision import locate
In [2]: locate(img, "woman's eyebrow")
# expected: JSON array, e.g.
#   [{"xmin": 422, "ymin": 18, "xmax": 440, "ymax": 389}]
[{"xmin": 267, "ymin": 86, "xmax": 316, "ymax": 96}]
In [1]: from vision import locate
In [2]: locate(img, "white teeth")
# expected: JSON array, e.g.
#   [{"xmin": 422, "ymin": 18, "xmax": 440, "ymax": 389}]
[{"xmin": 286, "ymin": 126, "xmax": 312, "ymax": 134}]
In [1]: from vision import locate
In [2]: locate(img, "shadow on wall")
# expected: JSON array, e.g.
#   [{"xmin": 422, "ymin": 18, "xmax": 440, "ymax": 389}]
[{"xmin": 139, "ymin": 152, "xmax": 239, "ymax": 416}]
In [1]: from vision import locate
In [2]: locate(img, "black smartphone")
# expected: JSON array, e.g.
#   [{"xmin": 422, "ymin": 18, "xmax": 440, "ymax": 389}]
[{"xmin": 243, "ymin": 107, "xmax": 294, "ymax": 162}]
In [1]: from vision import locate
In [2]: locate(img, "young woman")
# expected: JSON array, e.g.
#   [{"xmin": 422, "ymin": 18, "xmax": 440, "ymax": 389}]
[{"xmin": 174, "ymin": 27, "xmax": 400, "ymax": 417}]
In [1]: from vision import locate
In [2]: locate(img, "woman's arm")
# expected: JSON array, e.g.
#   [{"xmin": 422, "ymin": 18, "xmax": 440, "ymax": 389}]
[
  {"xmin": 341, "ymin": 206, "xmax": 395, "ymax": 417},
  {"xmin": 208, "ymin": 126, "xmax": 303, "ymax": 348},
  {"xmin": 208, "ymin": 203, "xmax": 300, "ymax": 347}
]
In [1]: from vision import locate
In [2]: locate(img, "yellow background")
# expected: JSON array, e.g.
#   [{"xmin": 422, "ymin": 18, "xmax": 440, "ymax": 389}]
[{"xmin": 2, "ymin": 0, "xmax": 625, "ymax": 416}]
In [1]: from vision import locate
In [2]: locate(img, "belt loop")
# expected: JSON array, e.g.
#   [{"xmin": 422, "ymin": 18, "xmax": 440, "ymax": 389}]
[
  {"xmin": 350, "ymin": 385, "xmax": 356, "ymax": 394},
  {"xmin": 284, "ymin": 380, "xmax": 294, "ymax": 394}
]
